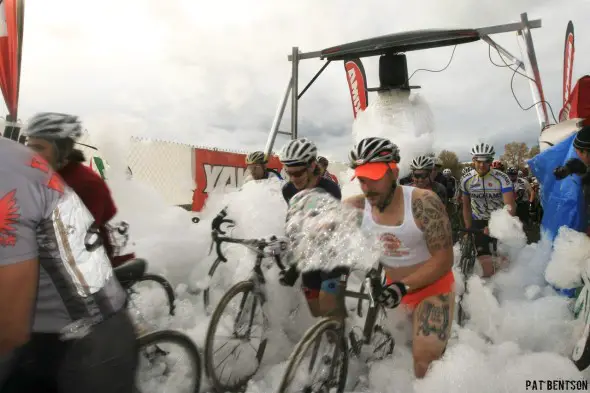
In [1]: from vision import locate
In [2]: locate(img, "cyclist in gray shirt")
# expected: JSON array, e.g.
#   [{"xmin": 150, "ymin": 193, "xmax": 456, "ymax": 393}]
[{"xmin": 0, "ymin": 125, "xmax": 137, "ymax": 392}]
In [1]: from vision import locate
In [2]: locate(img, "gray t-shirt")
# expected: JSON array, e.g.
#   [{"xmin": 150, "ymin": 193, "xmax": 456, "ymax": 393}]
[{"xmin": 0, "ymin": 138, "xmax": 126, "ymax": 333}]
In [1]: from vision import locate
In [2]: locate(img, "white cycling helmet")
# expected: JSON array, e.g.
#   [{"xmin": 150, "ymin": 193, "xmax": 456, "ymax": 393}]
[
  {"xmin": 348, "ymin": 137, "xmax": 400, "ymax": 168},
  {"xmin": 22, "ymin": 112, "xmax": 83, "ymax": 141},
  {"xmin": 279, "ymin": 138, "xmax": 317, "ymax": 167},
  {"xmin": 461, "ymin": 167, "xmax": 472, "ymax": 176},
  {"xmin": 442, "ymin": 168, "xmax": 452, "ymax": 176},
  {"xmin": 410, "ymin": 155, "xmax": 435, "ymax": 171},
  {"xmin": 518, "ymin": 170, "xmax": 523, "ymax": 177},
  {"xmin": 470, "ymin": 142, "xmax": 495, "ymax": 160}
]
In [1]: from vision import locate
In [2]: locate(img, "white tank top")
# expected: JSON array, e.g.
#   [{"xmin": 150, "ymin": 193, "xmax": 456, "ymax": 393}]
[{"xmin": 361, "ymin": 186, "xmax": 432, "ymax": 268}]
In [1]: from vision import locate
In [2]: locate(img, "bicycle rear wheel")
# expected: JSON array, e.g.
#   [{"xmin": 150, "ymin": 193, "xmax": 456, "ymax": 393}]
[
  {"xmin": 136, "ymin": 330, "xmax": 201, "ymax": 393},
  {"xmin": 277, "ymin": 317, "xmax": 348, "ymax": 393}
]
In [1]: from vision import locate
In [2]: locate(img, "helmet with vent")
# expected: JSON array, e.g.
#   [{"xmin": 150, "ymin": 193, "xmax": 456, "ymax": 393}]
[
  {"xmin": 410, "ymin": 155, "xmax": 435, "ymax": 171},
  {"xmin": 348, "ymin": 137, "xmax": 400, "ymax": 168},
  {"xmin": 442, "ymin": 168, "xmax": 452, "ymax": 176},
  {"xmin": 470, "ymin": 143, "xmax": 495, "ymax": 160},
  {"xmin": 23, "ymin": 112, "xmax": 83, "ymax": 141},
  {"xmin": 462, "ymin": 167, "xmax": 472, "ymax": 176},
  {"xmin": 279, "ymin": 138, "xmax": 317, "ymax": 167},
  {"xmin": 246, "ymin": 151, "xmax": 268, "ymax": 165}
]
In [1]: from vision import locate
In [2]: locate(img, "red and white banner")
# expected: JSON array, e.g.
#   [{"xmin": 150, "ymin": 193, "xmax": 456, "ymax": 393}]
[
  {"xmin": 191, "ymin": 149, "xmax": 283, "ymax": 211},
  {"xmin": 344, "ymin": 58, "xmax": 368, "ymax": 118},
  {"xmin": 559, "ymin": 75, "xmax": 590, "ymax": 124},
  {"xmin": 562, "ymin": 21, "xmax": 575, "ymax": 108},
  {"xmin": 0, "ymin": 0, "xmax": 24, "ymax": 119}
]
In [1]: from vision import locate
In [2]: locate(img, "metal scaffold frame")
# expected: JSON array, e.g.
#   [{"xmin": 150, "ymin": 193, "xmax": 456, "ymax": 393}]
[{"xmin": 264, "ymin": 12, "xmax": 546, "ymax": 156}]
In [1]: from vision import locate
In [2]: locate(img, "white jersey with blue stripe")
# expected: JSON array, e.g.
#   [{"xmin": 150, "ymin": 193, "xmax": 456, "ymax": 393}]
[{"xmin": 460, "ymin": 169, "xmax": 513, "ymax": 220}]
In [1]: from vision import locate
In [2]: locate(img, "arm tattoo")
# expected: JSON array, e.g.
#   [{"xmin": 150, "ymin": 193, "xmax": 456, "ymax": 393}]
[{"xmin": 412, "ymin": 191, "xmax": 452, "ymax": 252}]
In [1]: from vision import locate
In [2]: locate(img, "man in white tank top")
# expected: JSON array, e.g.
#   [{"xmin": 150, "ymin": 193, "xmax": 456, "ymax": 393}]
[{"xmin": 345, "ymin": 137, "xmax": 455, "ymax": 379}]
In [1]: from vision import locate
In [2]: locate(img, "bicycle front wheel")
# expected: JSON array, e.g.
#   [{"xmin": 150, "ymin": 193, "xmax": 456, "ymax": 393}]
[
  {"xmin": 136, "ymin": 330, "xmax": 201, "ymax": 393},
  {"xmin": 277, "ymin": 317, "xmax": 348, "ymax": 393},
  {"xmin": 204, "ymin": 280, "xmax": 269, "ymax": 392}
]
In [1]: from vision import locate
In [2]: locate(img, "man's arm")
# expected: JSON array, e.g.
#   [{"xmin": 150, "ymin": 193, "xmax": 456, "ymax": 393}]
[
  {"xmin": 0, "ymin": 260, "xmax": 38, "ymax": 355},
  {"xmin": 401, "ymin": 190, "xmax": 454, "ymax": 291},
  {"xmin": 0, "ymin": 186, "xmax": 44, "ymax": 355},
  {"xmin": 462, "ymin": 194, "xmax": 472, "ymax": 228},
  {"xmin": 343, "ymin": 194, "xmax": 365, "ymax": 226},
  {"xmin": 502, "ymin": 191, "xmax": 516, "ymax": 216}
]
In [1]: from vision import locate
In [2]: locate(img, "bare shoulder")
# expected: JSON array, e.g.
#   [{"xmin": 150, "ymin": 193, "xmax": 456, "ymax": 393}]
[
  {"xmin": 411, "ymin": 188, "xmax": 452, "ymax": 251},
  {"xmin": 411, "ymin": 188, "xmax": 446, "ymax": 221},
  {"xmin": 343, "ymin": 194, "xmax": 365, "ymax": 209}
]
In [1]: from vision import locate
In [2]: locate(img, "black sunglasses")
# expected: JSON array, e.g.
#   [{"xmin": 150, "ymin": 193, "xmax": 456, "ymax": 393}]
[
  {"xmin": 412, "ymin": 172, "xmax": 430, "ymax": 179},
  {"xmin": 286, "ymin": 167, "xmax": 308, "ymax": 178}
]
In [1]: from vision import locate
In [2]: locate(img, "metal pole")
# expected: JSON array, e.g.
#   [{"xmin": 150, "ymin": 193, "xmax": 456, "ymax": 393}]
[
  {"xmin": 519, "ymin": 12, "xmax": 549, "ymax": 128},
  {"xmin": 516, "ymin": 33, "xmax": 546, "ymax": 130},
  {"xmin": 264, "ymin": 77, "xmax": 292, "ymax": 157},
  {"xmin": 291, "ymin": 47, "xmax": 299, "ymax": 139}
]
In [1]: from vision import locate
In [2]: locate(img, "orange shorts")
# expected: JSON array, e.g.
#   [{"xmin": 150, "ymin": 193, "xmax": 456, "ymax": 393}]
[{"xmin": 385, "ymin": 271, "xmax": 455, "ymax": 310}]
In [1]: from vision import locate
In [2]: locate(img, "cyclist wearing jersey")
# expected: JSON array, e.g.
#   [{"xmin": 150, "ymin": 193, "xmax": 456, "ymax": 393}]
[
  {"xmin": 460, "ymin": 143, "xmax": 515, "ymax": 277},
  {"xmin": 244, "ymin": 151, "xmax": 283, "ymax": 183},
  {"xmin": 506, "ymin": 167, "xmax": 534, "ymax": 228},
  {"xmin": 23, "ymin": 113, "xmax": 134, "ymax": 268},
  {"xmin": 0, "ymin": 137, "xmax": 137, "ymax": 392},
  {"xmin": 408, "ymin": 155, "xmax": 447, "ymax": 203},
  {"xmin": 279, "ymin": 138, "xmax": 341, "ymax": 203},
  {"xmin": 344, "ymin": 137, "xmax": 454, "ymax": 379},
  {"xmin": 432, "ymin": 157, "xmax": 449, "ymax": 199},
  {"xmin": 442, "ymin": 168, "xmax": 458, "ymax": 201},
  {"xmin": 316, "ymin": 156, "xmax": 340, "ymax": 186},
  {"xmin": 278, "ymin": 138, "xmax": 342, "ymax": 316}
]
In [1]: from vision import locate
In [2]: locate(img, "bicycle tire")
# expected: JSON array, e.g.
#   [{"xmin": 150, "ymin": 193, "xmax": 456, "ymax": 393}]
[
  {"xmin": 458, "ymin": 234, "xmax": 476, "ymax": 326},
  {"xmin": 129, "ymin": 274, "xmax": 176, "ymax": 316},
  {"xmin": 277, "ymin": 317, "xmax": 348, "ymax": 393},
  {"xmin": 204, "ymin": 280, "xmax": 268, "ymax": 392},
  {"xmin": 572, "ymin": 322, "xmax": 590, "ymax": 371},
  {"xmin": 203, "ymin": 258, "xmax": 223, "ymax": 314},
  {"xmin": 137, "ymin": 329, "xmax": 201, "ymax": 393}
]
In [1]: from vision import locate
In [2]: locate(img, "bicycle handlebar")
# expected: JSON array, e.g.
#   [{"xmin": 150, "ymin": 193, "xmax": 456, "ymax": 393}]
[{"xmin": 209, "ymin": 209, "xmax": 286, "ymax": 271}]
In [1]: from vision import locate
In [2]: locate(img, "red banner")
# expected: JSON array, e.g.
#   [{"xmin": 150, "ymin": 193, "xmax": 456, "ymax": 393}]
[
  {"xmin": 559, "ymin": 76, "xmax": 590, "ymax": 124},
  {"xmin": 562, "ymin": 21, "xmax": 575, "ymax": 107},
  {"xmin": 344, "ymin": 58, "xmax": 368, "ymax": 118},
  {"xmin": 0, "ymin": 0, "xmax": 24, "ymax": 119},
  {"xmin": 191, "ymin": 149, "xmax": 283, "ymax": 211}
]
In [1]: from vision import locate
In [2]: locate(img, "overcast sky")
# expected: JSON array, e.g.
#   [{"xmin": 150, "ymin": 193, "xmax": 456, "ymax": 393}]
[{"xmin": 17, "ymin": 0, "xmax": 590, "ymax": 161}]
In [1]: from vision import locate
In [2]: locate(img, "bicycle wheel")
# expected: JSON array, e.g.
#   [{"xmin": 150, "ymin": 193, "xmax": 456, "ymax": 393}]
[
  {"xmin": 203, "ymin": 257, "xmax": 224, "ymax": 314},
  {"xmin": 572, "ymin": 322, "xmax": 590, "ymax": 371},
  {"xmin": 136, "ymin": 330, "xmax": 201, "ymax": 393},
  {"xmin": 204, "ymin": 280, "xmax": 268, "ymax": 392},
  {"xmin": 458, "ymin": 234, "xmax": 476, "ymax": 326},
  {"xmin": 277, "ymin": 317, "xmax": 348, "ymax": 393},
  {"xmin": 128, "ymin": 274, "xmax": 176, "ymax": 316}
]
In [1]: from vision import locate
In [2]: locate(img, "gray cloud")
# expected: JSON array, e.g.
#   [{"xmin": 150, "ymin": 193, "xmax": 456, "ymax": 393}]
[{"xmin": 17, "ymin": 0, "xmax": 590, "ymax": 163}]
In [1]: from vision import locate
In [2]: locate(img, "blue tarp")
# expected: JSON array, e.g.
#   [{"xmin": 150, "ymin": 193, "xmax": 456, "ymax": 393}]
[{"xmin": 527, "ymin": 133, "xmax": 585, "ymax": 241}]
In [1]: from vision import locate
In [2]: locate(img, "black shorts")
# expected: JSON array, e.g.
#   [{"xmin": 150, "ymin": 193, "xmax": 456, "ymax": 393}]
[
  {"xmin": 471, "ymin": 219, "xmax": 497, "ymax": 257},
  {"xmin": 1, "ymin": 309, "xmax": 138, "ymax": 393},
  {"xmin": 301, "ymin": 267, "xmax": 350, "ymax": 300}
]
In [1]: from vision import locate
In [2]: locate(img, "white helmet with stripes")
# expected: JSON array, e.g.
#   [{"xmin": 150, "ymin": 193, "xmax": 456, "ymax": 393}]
[
  {"xmin": 348, "ymin": 137, "xmax": 400, "ymax": 168},
  {"xmin": 470, "ymin": 142, "xmax": 495, "ymax": 160},
  {"xmin": 279, "ymin": 138, "xmax": 318, "ymax": 167},
  {"xmin": 23, "ymin": 112, "xmax": 83, "ymax": 141},
  {"xmin": 410, "ymin": 155, "xmax": 434, "ymax": 171}
]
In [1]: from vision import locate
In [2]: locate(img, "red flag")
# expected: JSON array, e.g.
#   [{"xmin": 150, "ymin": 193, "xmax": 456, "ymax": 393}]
[
  {"xmin": 562, "ymin": 21, "xmax": 575, "ymax": 108},
  {"xmin": 0, "ymin": 0, "xmax": 24, "ymax": 120},
  {"xmin": 344, "ymin": 58, "xmax": 368, "ymax": 118}
]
